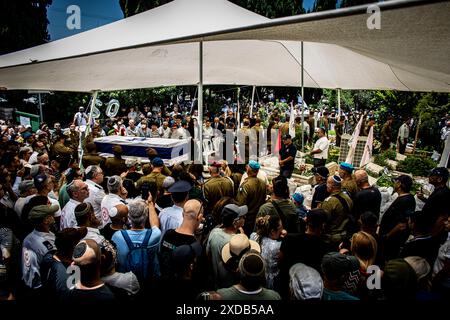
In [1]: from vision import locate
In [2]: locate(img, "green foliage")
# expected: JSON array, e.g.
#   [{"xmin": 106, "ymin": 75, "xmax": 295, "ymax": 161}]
[
  {"xmin": 376, "ymin": 174, "xmax": 394, "ymax": 188},
  {"xmin": 230, "ymin": 0, "xmax": 304, "ymax": 18},
  {"xmin": 373, "ymin": 154, "xmax": 388, "ymax": 168},
  {"xmin": 119, "ymin": 0, "xmax": 172, "ymax": 17},
  {"xmin": 313, "ymin": 0, "xmax": 337, "ymax": 12},
  {"xmin": 383, "ymin": 149, "xmax": 397, "ymax": 160},
  {"xmin": 0, "ymin": 0, "xmax": 52, "ymax": 55},
  {"xmin": 396, "ymin": 156, "xmax": 437, "ymax": 177},
  {"xmin": 327, "ymin": 146, "xmax": 340, "ymax": 164}
]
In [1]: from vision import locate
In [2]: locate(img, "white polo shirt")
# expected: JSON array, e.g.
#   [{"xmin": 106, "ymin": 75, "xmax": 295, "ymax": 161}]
[
  {"xmin": 101, "ymin": 193, "xmax": 127, "ymax": 228},
  {"xmin": 85, "ymin": 180, "xmax": 106, "ymax": 228},
  {"xmin": 313, "ymin": 136, "xmax": 329, "ymax": 160},
  {"xmin": 60, "ymin": 199, "xmax": 81, "ymax": 230}
]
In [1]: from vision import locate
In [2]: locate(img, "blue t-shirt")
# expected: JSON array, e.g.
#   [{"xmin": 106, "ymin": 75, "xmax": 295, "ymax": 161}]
[{"xmin": 112, "ymin": 227, "xmax": 161, "ymax": 273}]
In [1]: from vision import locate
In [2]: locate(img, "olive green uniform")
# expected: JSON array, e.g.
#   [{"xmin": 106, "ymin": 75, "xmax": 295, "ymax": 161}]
[
  {"xmin": 104, "ymin": 157, "xmax": 127, "ymax": 177},
  {"xmin": 381, "ymin": 122, "xmax": 392, "ymax": 151},
  {"xmin": 136, "ymin": 171, "xmax": 167, "ymax": 193},
  {"xmin": 82, "ymin": 152, "xmax": 105, "ymax": 168},
  {"xmin": 321, "ymin": 191, "xmax": 353, "ymax": 248},
  {"xmin": 256, "ymin": 199, "xmax": 299, "ymax": 234},
  {"xmin": 203, "ymin": 176, "xmax": 234, "ymax": 213},
  {"xmin": 236, "ymin": 176, "xmax": 267, "ymax": 235},
  {"xmin": 342, "ymin": 178, "xmax": 358, "ymax": 199}
]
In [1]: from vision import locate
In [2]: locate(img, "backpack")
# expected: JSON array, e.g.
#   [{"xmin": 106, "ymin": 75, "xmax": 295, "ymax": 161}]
[{"xmin": 120, "ymin": 229, "xmax": 158, "ymax": 282}]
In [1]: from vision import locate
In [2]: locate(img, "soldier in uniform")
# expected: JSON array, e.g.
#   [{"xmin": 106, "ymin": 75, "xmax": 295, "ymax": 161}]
[
  {"xmin": 203, "ymin": 162, "xmax": 234, "ymax": 214},
  {"xmin": 68, "ymin": 124, "xmax": 80, "ymax": 157},
  {"xmin": 135, "ymin": 157, "xmax": 167, "ymax": 193},
  {"xmin": 104, "ymin": 145, "xmax": 127, "ymax": 177},
  {"xmin": 236, "ymin": 160, "xmax": 267, "ymax": 235},
  {"xmin": 338, "ymin": 162, "xmax": 357, "ymax": 199},
  {"xmin": 335, "ymin": 116, "xmax": 345, "ymax": 148},
  {"xmin": 82, "ymin": 142, "xmax": 105, "ymax": 168},
  {"xmin": 53, "ymin": 134, "xmax": 74, "ymax": 171},
  {"xmin": 381, "ymin": 116, "xmax": 393, "ymax": 151},
  {"xmin": 320, "ymin": 175, "xmax": 353, "ymax": 251}
]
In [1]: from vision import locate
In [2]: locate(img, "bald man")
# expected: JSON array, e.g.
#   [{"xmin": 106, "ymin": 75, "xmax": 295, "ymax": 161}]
[
  {"xmin": 353, "ymin": 169, "xmax": 381, "ymax": 220},
  {"xmin": 158, "ymin": 199, "xmax": 204, "ymax": 277}
]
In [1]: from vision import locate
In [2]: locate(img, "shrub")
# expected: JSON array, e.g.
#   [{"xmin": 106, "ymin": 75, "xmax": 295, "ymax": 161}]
[{"xmin": 396, "ymin": 156, "xmax": 437, "ymax": 177}]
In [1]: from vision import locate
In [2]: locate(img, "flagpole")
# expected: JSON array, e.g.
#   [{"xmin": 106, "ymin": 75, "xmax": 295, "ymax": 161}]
[
  {"xmin": 301, "ymin": 41, "xmax": 305, "ymax": 153},
  {"xmin": 250, "ymin": 85, "xmax": 256, "ymax": 118},
  {"xmin": 198, "ymin": 41, "xmax": 203, "ymax": 163}
]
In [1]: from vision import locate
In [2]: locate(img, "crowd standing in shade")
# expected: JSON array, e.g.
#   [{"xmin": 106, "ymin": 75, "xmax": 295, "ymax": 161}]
[{"xmin": 0, "ymin": 104, "xmax": 449, "ymax": 302}]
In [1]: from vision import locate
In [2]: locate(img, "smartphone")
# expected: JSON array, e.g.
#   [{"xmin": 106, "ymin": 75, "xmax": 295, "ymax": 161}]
[{"xmin": 141, "ymin": 182, "xmax": 150, "ymax": 200}]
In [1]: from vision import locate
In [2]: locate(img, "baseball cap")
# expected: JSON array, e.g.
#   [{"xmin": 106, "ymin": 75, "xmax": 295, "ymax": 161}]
[
  {"xmin": 168, "ymin": 180, "xmax": 193, "ymax": 193},
  {"xmin": 311, "ymin": 166, "xmax": 329, "ymax": 178},
  {"xmin": 429, "ymin": 167, "xmax": 449, "ymax": 181},
  {"xmin": 221, "ymin": 204, "xmax": 248, "ymax": 221},
  {"xmin": 289, "ymin": 263, "xmax": 324, "ymax": 300},
  {"xmin": 19, "ymin": 180, "xmax": 35, "ymax": 194},
  {"xmin": 339, "ymin": 162, "xmax": 354, "ymax": 173},
  {"xmin": 125, "ymin": 158, "xmax": 138, "ymax": 168},
  {"xmin": 172, "ymin": 242, "xmax": 202, "ymax": 275},
  {"xmin": 403, "ymin": 256, "xmax": 430, "ymax": 282},
  {"xmin": 152, "ymin": 157, "xmax": 164, "ymax": 167},
  {"xmin": 248, "ymin": 160, "xmax": 260, "ymax": 170},
  {"xmin": 221, "ymin": 234, "xmax": 260, "ymax": 264},
  {"xmin": 321, "ymin": 252, "xmax": 360, "ymax": 280},
  {"xmin": 282, "ymin": 134, "xmax": 292, "ymax": 140},
  {"xmin": 29, "ymin": 204, "xmax": 59, "ymax": 220}
]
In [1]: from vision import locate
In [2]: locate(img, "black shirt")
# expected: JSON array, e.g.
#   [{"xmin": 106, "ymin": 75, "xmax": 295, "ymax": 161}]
[
  {"xmin": 311, "ymin": 183, "xmax": 330, "ymax": 209},
  {"xmin": 280, "ymin": 143, "xmax": 297, "ymax": 170},
  {"xmin": 70, "ymin": 284, "xmax": 116, "ymax": 303},
  {"xmin": 379, "ymin": 194, "xmax": 416, "ymax": 260},
  {"xmin": 353, "ymin": 186, "xmax": 382, "ymax": 219},
  {"xmin": 158, "ymin": 229, "xmax": 196, "ymax": 277},
  {"xmin": 422, "ymin": 186, "xmax": 450, "ymax": 219},
  {"xmin": 278, "ymin": 233, "xmax": 327, "ymax": 298}
]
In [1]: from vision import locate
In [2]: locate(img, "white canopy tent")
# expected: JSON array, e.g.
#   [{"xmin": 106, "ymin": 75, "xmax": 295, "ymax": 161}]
[{"xmin": 0, "ymin": 0, "xmax": 448, "ymax": 92}]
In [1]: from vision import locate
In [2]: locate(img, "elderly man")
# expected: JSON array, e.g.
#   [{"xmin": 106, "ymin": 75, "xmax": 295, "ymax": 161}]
[
  {"xmin": 159, "ymin": 121, "xmax": 171, "ymax": 138},
  {"xmin": 60, "ymin": 179, "xmax": 90, "ymax": 230},
  {"xmin": 84, "ymin": 165, "xmax": 106, "ymax": 228},
  {"xmin": 100, "ymin": 176, "xmax": 129, "ymax": 237},
  {"xmin": 112, "ymin": 198, "xmax": 161, "ymax": 280}
]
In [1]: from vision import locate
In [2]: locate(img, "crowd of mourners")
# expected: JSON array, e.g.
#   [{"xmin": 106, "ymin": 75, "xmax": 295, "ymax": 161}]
[{"xmin": 0, "ymin": 102, "xmax": 449, "ymax": 303}]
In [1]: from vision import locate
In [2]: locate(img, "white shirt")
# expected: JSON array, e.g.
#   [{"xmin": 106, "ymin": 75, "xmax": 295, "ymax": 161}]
[
  {"xmin": 158, "ymin": 205, "xmax": 183, "ymax": 236},
  {"xmin": 60, "ymin": 199, "xmax": 81, "ymax": 230},
  {"xmin": 101, "ymin": 193, "xmax": 127, "ymax": 228},
  {"xmin": 397, "ymin": 123, "xmax": 410, "ymax": 140},
  {"xmin": 85, "ymin": 180, "xmax": 106, "ymax": 228},
  {"xmin": 83, "ymin": 227, "xmax": 106, "ymax": 245},
  {"xmin": 203, "ymin": 126, "xmax": 214, "ymax": 140},
  {"xmin": 313, "ymin": 136, "xmax": 329, "ymax": 160},
  {"xmin": 159, "ymin": 126, "xmax": 171, "ymax": 138}
]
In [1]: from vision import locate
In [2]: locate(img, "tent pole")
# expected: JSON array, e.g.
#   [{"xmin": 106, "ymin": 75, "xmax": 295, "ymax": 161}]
[
  {"xmin": 198, "ymin": 41, "xmax": 203, "ymax": 164},
  {"xmin": 80, "ymin": 90, "xmax": 98, "ymax": 170},
  {"xmin": 338, "ymin": 88, "xmax": 341, "ymax": 116},
  {"xmin": 237, "ymin": 87, "xmax": 240, "ymax": 128},
  {"xmin": 38, "ymin": 93, "xmax": 43, "ymax": 122},
  {"xmin": 301, "ymin": 41, "xmax": 304, "ymax": 153},
  {"xmin": 250, "ymin": 85, "xmax": 256, "ymax": 118},
  {"xmin": 413, "ymin": 114, "xmax": 421, "ymax": 154}
]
